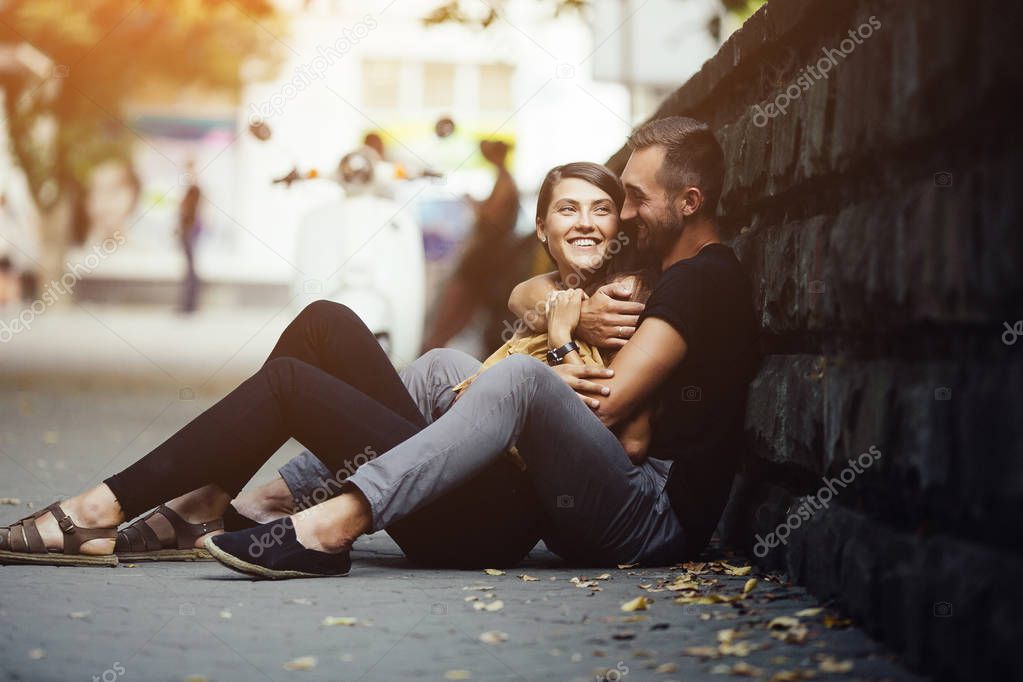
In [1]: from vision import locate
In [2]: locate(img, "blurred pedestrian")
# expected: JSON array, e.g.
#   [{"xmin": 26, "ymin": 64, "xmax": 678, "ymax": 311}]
[
  {"xmin": 421, "ymin": 139, "xmax": 526, "ymax": 352},
  {"xmin": 178, "ymin": 160, "xmax": 202, "ymax": 314}
]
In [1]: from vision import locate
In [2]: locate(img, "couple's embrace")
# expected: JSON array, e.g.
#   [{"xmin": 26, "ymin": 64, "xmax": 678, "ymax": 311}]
[{"xmin": 0, "ymin": 117, "xmax": 759, "ymax": 579}]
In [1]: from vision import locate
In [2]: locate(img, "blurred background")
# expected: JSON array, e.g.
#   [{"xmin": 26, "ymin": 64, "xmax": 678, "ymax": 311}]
[{"xmin": 0, "ymin": 0, "xmax": 763, "ymax": 379}]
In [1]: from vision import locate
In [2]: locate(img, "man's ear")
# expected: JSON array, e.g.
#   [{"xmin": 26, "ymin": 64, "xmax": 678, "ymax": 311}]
[{"xmin": 675, "ymin": 187, "xmax": 704, "ymax": 217}]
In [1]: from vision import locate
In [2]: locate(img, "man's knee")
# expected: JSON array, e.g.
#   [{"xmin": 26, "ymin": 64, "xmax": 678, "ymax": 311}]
[
  {"xmin": 422, "ymin": 347, "xmax": 480, "ymax": 379},
  {"xmin": 496, "ymin": 353, "xmax": 550, "ymax": 383}
]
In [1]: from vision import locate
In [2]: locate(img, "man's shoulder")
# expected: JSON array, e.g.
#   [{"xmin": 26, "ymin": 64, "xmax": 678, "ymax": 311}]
[{"xmin": 654, "ymin": 244, "xmax": 744, "ymax": 292}]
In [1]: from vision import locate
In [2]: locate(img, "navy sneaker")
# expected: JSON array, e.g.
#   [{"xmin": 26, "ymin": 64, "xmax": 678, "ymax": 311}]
[{"xmin": 205, "ymin": 518, "xmax": 350, "ymax": 580}]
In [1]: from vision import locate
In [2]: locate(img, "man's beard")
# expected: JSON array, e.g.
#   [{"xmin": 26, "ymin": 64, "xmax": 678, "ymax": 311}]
[{"xmin": 644, "ymin": 204, "xmax": 685, "ymax": 259}]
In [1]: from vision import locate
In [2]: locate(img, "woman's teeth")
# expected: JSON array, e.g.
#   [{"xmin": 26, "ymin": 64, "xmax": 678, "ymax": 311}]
[{"xmin": 569, "ymin": 238, "xmax": 598, "ymax": 247}]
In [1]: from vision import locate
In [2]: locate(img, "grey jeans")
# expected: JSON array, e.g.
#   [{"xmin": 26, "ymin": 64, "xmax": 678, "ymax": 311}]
[
  {"xmin": 279, "ymin": 348, "xmax": 481, "ymax": 507},
  {"xmin": 341, "ymin": 350, "xmax": 684, "ymax": 566}
]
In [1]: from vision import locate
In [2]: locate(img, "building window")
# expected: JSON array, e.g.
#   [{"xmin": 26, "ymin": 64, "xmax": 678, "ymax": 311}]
[
  {"xmin": 362, "ymin": 59, "xmax": 401, "ymax": 109},
  {"xmin": 423, "ymin": 62, "xmax": 455, "ymax": 109},
  {"xmin": 479, "ymin": 63, "xmax": 514, "ymax": 111}
]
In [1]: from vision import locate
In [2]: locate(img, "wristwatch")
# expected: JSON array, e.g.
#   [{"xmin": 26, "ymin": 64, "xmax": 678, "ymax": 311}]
[{"xmin": 546, "ymin": 340, "xmax": 579, "ymax": 366}]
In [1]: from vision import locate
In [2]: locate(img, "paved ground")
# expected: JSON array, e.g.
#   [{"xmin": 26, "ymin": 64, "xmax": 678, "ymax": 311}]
[{"xmin": 0, "ymin": 307, "xmax": 925, "ymax": 682}]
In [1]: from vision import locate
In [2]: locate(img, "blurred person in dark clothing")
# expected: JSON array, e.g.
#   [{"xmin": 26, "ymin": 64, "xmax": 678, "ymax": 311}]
[
  {"xmin": 178, "ymin": 160, "xmax": 202, "ymax": 314},
  {"xmin": 421, "ymin": 140, "xmax": 524, "ymax": 353}
]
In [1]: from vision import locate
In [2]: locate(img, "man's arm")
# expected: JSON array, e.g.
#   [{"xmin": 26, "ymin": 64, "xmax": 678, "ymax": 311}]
[
  {"xmin": 585, "ymin": 317, "xmax": 688, "ymax": 427},
  {"xmin": 508, "ymin": 271, "xmax": 559, "ymax": 332},
  {"xmin": 508, "ymin": 273, "xmax": 645, "ymax": 347}
]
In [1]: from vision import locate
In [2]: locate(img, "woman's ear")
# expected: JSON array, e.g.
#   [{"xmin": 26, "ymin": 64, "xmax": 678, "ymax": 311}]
[{"xmin": 535, "ymin": 218, "xmax": 547, "ymax": 243}]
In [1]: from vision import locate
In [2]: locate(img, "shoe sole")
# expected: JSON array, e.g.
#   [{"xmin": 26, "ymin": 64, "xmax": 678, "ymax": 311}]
[
  {"xmin": 0, "ymin": 548, "xmax": 118, "ymax": 567},
  {"xmin": 203, "ymin": 537, "xmax": 348, "ymax": 580},
  {"xmin": 116, "ymin": 548, "xmax": 212, "ymax": 562}
]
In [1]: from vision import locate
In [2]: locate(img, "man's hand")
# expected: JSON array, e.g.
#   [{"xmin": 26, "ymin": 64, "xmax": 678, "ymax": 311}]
[
  {"xmin": 551, "ymin": 364, "xmax": 613, "ymax": 409},
  {"xmin": 577, "ymin": 282, "xmax": 645, "ymax": 349}
]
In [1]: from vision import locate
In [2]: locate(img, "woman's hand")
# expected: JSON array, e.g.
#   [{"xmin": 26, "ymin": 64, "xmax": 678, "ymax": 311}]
[{"xmin": 546, "ymin": 288, "xmax": 585, "ymax": 349}]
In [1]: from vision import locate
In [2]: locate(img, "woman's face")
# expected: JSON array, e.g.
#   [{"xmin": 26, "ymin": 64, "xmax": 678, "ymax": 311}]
[{"xmin": 537, "ymin": 177, "xmax": 620, "ymax": 279}]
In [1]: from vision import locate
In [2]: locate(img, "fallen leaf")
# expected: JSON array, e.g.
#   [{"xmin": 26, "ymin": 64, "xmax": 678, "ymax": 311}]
[
  {"xmin": 594, "ymin": 573, "xmax": 612, "ymax": 580},
  {"xmin": 479, "ymin": 630, "xmax": 508, "ymax": 645},
  {"xmin": 818, "ymin": 657, "xmax": 853, "ymax": 673},
  {"xmin": 68, "ymin": 611, "xmax": 90, "ymax": 619},
  {"xmin": 621, "ymin": 596, "xmax": 652, "ymax": 612},
  {"xmin": 768, "ymin": 671, "xmax": 816, "ymax": 682},
  {"xmin": 618, "ymin": 563, "xmax": 639, "ymax": 569},
  {"xmin": 464, "ymin": 596, "xmax": 479, "ymax": 602},
  {"xmin": 483, "ymin": 600, "xmax": 504, "ymax": 612},
  {"xmin": 283, "ymin": 656, "xmax": 317, "ymax": 670},
  {"xmin": 322, "ymin": 616, "xmax": 359, "ymax": 627},
  {"xmin": 721, "ymin": 562, "xmax": 752, "ymax": 576},
  {"xmin": 682, "ymin": 646, "xmax": 720, "ymax": 659},
  {"xmin": 611, "ymin": 630, "xmax": 636, "ymax": 640},
  {"xmin": 717, "ymin": 628, "xmax": 740, "ymax": 644},
  {"xmin": 655, "ymin": 662, "xmax": 678, "ymax": 673},
  {"xmin": 742, "ymin": 578, "xmax": 758, "ymax": 595},
  {"xmin": 768, "ymin": 616, "xmax": 801, "ymax": 630},
  {"xmin": 0, "ymin": 497, "xmax": 21, "ymax": 505},
  {"xmin": 728, "ymin": 661, "xmax": 764, "ymax": 677},
  {"xmin": 444, "ymin": 670, "xmax": 472, "ymax": 680},
  {"xmin": 28, "ymin": 648, "xmax": 45, "ymax": 660},
  {"xmin": 823, "ymin": 615, "xmax": 851, "ymax": 629},
  {"xmin": 463, "ymin": 585, "xmax": 494, "ymax": 591},
  {"xmin": 795, "ymin": 607, "xmax": 822, "ymax": 618},
  {"xmin": 286, "ymin": 598, "xmax": 314, "ymax": 606},
  {"xmin": 719, "ymin": 641, "xmax": 757, "ymax": 657},
  {"xmin": 518, "ymin": 574, "xmax": 539, "ymax": 581},
  {"xmin": 483, "ymin": 568, "xmax": 505, "ymax": 576},
  {"xmin": 219, "ymin": 610, "xmax": 232, "ymax": 620}
]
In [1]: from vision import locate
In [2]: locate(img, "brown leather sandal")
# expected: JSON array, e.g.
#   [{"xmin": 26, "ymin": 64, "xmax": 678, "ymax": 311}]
[
  {"xmin": 0, "ymin": 503, "xmax": 118, "ymax": 567},
  {"xmin": 115, "ymin": 505, "xmax": 223, "ymax": 562}
]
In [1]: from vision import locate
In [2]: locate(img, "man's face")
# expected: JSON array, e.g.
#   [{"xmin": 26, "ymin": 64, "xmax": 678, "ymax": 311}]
[{"xmin": 620, "ymin": 145, "xmax": 681, "ymax": 257}]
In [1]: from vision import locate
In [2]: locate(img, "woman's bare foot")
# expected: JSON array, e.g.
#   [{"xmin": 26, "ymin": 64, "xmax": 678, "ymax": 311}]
[
  {"xmin": 32, "ymin": 484, "xmax": 125, "ymax": 555},
  {"xmin": 291, "ymin": 489, "xmax": 373, "ymax": 554},
  {"xmin": 231, "ymin": 476, "xmax": 295, "ymax": 525}
]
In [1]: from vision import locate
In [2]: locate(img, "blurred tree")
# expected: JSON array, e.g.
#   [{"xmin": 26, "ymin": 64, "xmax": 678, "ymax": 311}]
[
  {"xmin": 0, "ymin": 0, "xmax": 284, "ymax": 278},
  {"xmin": 423, "ymin": 0, "xmax": 766, "ymax": 29}
]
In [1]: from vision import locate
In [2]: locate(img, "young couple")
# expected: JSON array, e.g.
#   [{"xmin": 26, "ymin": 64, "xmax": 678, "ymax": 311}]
[{"xmin": 0, "ymin": 116, "xmax": 759, "ymax": 579}]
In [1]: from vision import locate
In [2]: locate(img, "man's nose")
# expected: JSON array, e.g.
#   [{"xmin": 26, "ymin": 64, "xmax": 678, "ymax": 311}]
[{"xmin": 620, "ymin": 199, "xmax": 637, "ymax": 221}]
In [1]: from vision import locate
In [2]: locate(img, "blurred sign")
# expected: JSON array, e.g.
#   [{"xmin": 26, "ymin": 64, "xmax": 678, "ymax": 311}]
[{"xmin": 589, "ymin": 0, "xmax": 720, "ymax": 88}]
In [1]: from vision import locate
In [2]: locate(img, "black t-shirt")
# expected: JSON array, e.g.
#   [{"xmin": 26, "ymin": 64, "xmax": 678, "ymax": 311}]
[{"xmin": 639, "ymin": 243, "xmax": 759, "ymax": 557}]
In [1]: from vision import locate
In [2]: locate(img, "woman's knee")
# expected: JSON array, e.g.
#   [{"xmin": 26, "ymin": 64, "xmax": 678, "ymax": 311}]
[
  {"xmin": 297, "ymin": 299, "xmax": 356, "ymax": 325},
  {"xmin": 262, "ymin": 356, "xmax": 308, "ymax": 393}
]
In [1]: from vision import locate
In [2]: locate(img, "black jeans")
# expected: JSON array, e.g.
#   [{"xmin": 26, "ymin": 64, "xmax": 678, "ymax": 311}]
[{"xmin": 105, "ymin": 301, "xmax": 544, "ymax": 567}]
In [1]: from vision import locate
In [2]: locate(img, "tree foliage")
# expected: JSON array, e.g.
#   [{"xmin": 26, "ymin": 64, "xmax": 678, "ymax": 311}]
[{"xmin": 0, "ymin": 0, "xmax": 285, "ymax": 208}]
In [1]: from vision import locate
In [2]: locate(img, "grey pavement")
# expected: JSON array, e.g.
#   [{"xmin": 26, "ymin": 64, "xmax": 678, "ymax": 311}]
[{"xmin": 0, "ymin": 306, "xmax": 924, "ymax": 682}]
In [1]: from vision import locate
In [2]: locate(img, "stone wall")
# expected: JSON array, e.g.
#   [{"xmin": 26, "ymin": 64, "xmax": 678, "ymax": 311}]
[{"xmin": 606, "ymin": 1, "xmax": 1023, "ymax": 679}]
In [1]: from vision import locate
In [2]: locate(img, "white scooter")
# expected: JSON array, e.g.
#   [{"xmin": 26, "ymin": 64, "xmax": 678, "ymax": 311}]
[{"xmin": 283, "ymin": 150, "xmax": 428, "ymax": 365}]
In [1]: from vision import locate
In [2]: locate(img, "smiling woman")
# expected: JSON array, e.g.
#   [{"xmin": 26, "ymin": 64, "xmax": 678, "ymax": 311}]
[{"xmin": 533, "ymin": 161, "xmax": 648, "ymax": 288}]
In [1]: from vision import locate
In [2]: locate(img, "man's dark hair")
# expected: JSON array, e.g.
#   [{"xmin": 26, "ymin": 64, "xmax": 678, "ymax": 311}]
[{"xmin": 627, "ymin": 116, "xmax": 725, "ymax": 217}]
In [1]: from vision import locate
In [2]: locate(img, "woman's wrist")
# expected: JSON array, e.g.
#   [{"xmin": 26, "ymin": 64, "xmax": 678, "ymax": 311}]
[{"xmin": 548, "ymin": 328, "xmax": 573, "ymax": 349}]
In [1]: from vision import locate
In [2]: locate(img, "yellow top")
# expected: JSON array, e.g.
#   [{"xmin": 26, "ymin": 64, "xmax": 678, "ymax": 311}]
[{"xmin": 452, "ymin": 333, "xmax": 605, "ymax": 393}]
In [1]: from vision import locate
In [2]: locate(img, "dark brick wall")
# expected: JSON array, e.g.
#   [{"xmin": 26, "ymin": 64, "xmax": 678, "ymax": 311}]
[{"xmin": 607, "ymin": 1, "xmax": 1023, "ymax": 679}]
